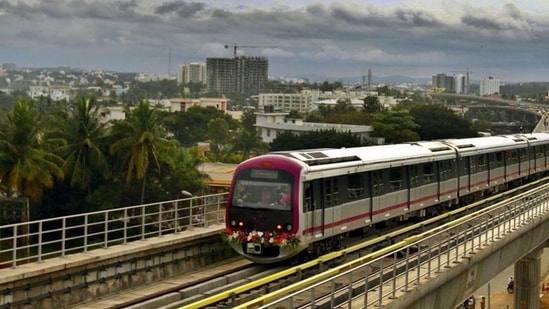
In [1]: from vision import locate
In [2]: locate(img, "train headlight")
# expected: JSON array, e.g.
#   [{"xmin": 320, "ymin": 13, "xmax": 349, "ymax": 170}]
[
  {"xmin": 238, "ymin": 221, "xmax": 244, "ymax": 227},
  {"xmin": 275, "ymin": 224, "xmax": 282, "ymax": 230},
  {"xmin": 230, "ymin": 220, "xmax": 236, "ymax": 227},
  {"xmin": 285, "ymin": 224, "xmax": 292, "ymax": 231}
]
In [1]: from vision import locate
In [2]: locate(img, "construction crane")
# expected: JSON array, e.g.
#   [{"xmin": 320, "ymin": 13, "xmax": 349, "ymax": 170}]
[{"xmin": 224, "ymin": 44, "xmax": 277, "ymax": 58}]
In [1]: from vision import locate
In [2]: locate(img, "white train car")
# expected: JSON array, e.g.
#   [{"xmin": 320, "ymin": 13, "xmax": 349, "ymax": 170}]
[{"xmin": 225, "ymin": 134, "xmax": 549, "ymax": 264}]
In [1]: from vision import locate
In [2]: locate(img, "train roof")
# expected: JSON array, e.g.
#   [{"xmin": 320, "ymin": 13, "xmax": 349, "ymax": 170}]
[
  {"xmin": 443, "ymin": 133, "xmax": 549, "ymax": 154},
  {"xmin": 442, "ymin": 135, "xmax": 527, "ymax": 154},
  {"xmin": 263, "ymin": 133, "xmax": 549, "ymax": 179},
  {"xmin": 285, "ymin": 140, "xmax": 455, "ymax": 169},
  {"xmin": 516, "ymin": 132, "xmax": 549, "ymax": 145}
]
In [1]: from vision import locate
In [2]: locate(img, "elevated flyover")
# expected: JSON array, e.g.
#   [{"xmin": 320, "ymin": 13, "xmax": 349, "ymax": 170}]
[
  {"xmin": 429, "ymin": 92, "xmax": 544, "ymax": 134},
  {"xmin": 247, "ymin": 183, "xmax": 549, "ymax": 309}
]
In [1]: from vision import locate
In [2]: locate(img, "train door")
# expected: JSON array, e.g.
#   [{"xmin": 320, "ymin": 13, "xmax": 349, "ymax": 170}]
[
  {"xmin": 519, "ymin": 148, "xmax": 528, "ymax": 178},
  {"xmin": 304, "ymin": 180, "xmax": 325, "ymax": 239},
  {"xmin": 322, "ymin": 178, "xmax": 337, "ymax": 238},
  {"xmin": 370, "ymin": 170, "xmax": 384, "ymax": 223}
]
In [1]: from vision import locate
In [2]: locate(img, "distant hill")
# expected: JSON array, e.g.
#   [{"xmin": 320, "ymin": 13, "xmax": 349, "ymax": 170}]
[{"xmin": 295, "ymin": 74, "xmax": 431, "ymax": 85}]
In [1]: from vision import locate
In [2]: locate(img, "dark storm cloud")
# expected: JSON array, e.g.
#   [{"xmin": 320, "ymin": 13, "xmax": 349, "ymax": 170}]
[
  {"xmin": 461, "ymin": 3, "xmax": 531, "ymax": 32},
  {"xmin": 154, "ymin": 1, "xmax": 206, "ymax": 18},
  {"xmin": 461, "ymin": 16, "xmax": 508, "ymax": 31},
  {"xmin": 394, "ymin": 9, "xmax": 440, "ymax": 27},
  {"xmin": 3, "ymin": 0, "xmax": 158, "ymax": 22},
  {"xmin": 330, "ymin": 6, "xmax": 387, "ymax": 26},
  {"xmin": 2, "ymin": 0, "xmax": 549, "ymax": 81}
]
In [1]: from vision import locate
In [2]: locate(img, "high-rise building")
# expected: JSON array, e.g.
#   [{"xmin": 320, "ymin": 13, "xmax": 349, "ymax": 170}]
[
  {"xmin": 432, "ymin": 73, "xmax": 466, "ymax": 94},
  {"xmin": 207, "ymin": 57, "xmax": 268, "ymax": 95},
  {"xmin": 479, "ymin": 76, "xmax": 500, "ymax": 96},
  {"xmin": 177, "ymin": 62, "xmax": 206, "ymax": 85},
  {"xmin": 453, "ymin": 74, "xmax": 465, "ymax": 94}
]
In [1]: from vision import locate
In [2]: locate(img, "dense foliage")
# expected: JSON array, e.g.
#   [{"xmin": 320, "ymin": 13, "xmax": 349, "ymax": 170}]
[
  {"xmin": 0, "ymin": 97, "xmax": 208, "ymax": 220},
  {"xmin": 270, "ymin": 130, "xmax": 363, "ymax": 151}
]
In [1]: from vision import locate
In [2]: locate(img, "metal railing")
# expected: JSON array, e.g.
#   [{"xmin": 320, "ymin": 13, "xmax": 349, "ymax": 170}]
[
  {"xmin": 248, "ymin": 185, "xmax": 549, "ymax": 309},
  {"xmin": 0, "ymin": 193, "xmax": 228, "ymax": 268}
]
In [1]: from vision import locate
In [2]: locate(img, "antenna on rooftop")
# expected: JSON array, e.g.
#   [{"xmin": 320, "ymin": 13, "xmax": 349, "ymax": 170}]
[{"xmin": 168, "ymin": 47, "xmax": 172, "ymax": 76}]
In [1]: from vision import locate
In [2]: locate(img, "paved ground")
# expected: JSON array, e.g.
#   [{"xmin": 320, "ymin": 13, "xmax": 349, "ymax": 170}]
[{"xmin": 467, "ymin": 248, "xmax": 549, "ymax": 309}]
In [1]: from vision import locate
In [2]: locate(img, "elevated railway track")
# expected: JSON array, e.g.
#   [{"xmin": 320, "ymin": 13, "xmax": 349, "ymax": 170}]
[{"xmin": 75, "ymin": 178, "xmax": 549, "ymax": 309}]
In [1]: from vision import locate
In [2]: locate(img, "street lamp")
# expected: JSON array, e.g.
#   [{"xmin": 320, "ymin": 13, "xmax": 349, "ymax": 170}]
[{"xmin": 181, "ymin": 190, "xmax": 193, "ymax": 198}]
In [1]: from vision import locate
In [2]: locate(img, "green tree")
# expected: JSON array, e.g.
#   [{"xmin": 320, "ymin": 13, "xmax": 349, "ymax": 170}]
[
  {"xmin": 371, "ymin": 110, "xmax": 420, "ymax": 143},
  {"xmin": 206, "ymin": 118, "xmax": 232, "ymax": 161},
  {"xmin": 0, "ymin": 98, "xmax": 64, "ymax": 200},
  {"xmin": 110, "ymin": 100, "xmax": 176, "ymax": 204},
  {"xmin": 162, "ymin": 106, "xmax": 239, "ymax": 147},
  {"xmin": 363, "ymin": 96, "xmax": 384, "ymax": 114},
  {"xmin": 207, "ymin": 118, "xmax": 231, "ymax": 146},
  {"xmin": 334, "ymin": 98, "xmax": 354, "ymax": 112},
  {"xmin": 157, "ymin": 147, "xmax": 207, "ymax": 198},
  {"xmin": 287, "ymin": 110, "xmax": 303, "ymax": 119},
  {"xmin": 409, "ymin": 104, "xmax": 478, "ymax": 140},
  {"xmin": 240, "ymin": 109, "xmax": 256, "ymax": 132},
  {"xmin": 53, "ymin": 97, "xmax": 110, "ymax": 192},
  {"xmin": 270, "ymin": 129, "xmax": 362, "ymax": 151},
  {"xmin": 232, "ymin": 128, "xmax": 267, "ymax": 159}
]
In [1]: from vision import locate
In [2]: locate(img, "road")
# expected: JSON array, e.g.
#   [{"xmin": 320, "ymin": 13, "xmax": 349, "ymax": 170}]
[{"xmin": 469, "ymin": 248, "xmax": 549, "ymax": 309}]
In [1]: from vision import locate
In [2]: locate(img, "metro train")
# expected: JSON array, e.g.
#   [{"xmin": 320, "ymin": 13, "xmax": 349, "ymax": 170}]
[{"xmin": 224, "ymin": 133, "xmax": 549, "ymax": 263}]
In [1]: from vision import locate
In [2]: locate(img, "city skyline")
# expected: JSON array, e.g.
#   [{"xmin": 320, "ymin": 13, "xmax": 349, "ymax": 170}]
[{"xmin": 1, "ymin": 1, "xmax": 549, "ymax": 83}]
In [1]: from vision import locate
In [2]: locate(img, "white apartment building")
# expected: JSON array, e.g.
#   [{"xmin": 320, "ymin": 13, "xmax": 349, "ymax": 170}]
[
  {"xmin": 258, "ymin": 90, "xmax": 320, "ymax": 113},
  {"xmin": 28, "ymin": 86, "xmax": 70, "ymax": 101},
  {"xmin": 314, "ymin": 95, "xmax": 398, "ymax": 110},
  {"xmin": 479, "ymin": 76, "xmax": 500, "ymax": 96},
  {"xmin": 254, "ymin": 111, "xmax": 375, "ymax": 144},
  {"xmin": 177, "ymin": 62, "xmax": 207, "ymax": 85},
  {"xmin": 257, "ymin": 90, "xmax": 398, "ymax": 113}
]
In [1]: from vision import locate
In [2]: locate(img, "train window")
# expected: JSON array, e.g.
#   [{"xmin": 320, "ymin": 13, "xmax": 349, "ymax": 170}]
[
  {"xmin": 409, "ymin": 165, "xmax": 421, "ymax": 188},
  {"xmin": 371, "ymin": 171, "xmax": 384, "ymax": 196},
  {"xmin": 492, "ymin": 152, "xmax": 504, "ymax": 167},
  {"xmin": 472, "ymin": 154, "xmax": 487, "ymax": 172},
  {"xmin": 506, "ymin": 150, "xmax": 519, "ymax": 164},
  {"xmin": 324, "ymin": 178, "xmax": 339, "ymax": 207},
  {"xmin": 438, "ymin": 160, "xmax": 456, "ymax": 180},
  {"xmin": 303, "ymin": 182, "xmax": 312, "ymax": 212},
  {"xmin": 458, "ymin": 157, "xmax": 470, "ymax": 176},
  {"xmin": 423, "ymin": 163, "xmax": 435, "ymax": 184},
  {"xmin": 347, "ymin": 174, "xmax": 364, "ymax": 199},
  {"xmin": 534, "ymin": 146, "xmax": 544, "ymax": 158},
  {"xmin": 389, "ymin": 167, "xmax": 404, "ymax": 191},
  {"xmin": 519, "ymin": 148, "xmax": 528, "ymax": 162},
  {"xmin": 438, "ymin": 161, "xmax": 448, "ymax": 181},
  {"xmin": 232, "ymin": 181, "xmax": 292, "ymax": 210},
  {"xmin": 449, "ymin": 159, "xmax": 456, "ymax": 178},
  {"xmin": 492, "ymin": 153, "xmax": 502, "ymax": 167}
]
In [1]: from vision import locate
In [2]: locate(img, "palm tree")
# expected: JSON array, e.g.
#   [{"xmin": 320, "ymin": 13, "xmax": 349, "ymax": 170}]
[
  {"xmin": 0, "ymin": 98, "xmax": 64, "ymax": 200},
  {"xmin": 53, "ymin": 96, "xmax": 110, "ymax": 193},
  {"xmin": 109, "ymin": 100, "xmax": 175, "ymax": 204}
]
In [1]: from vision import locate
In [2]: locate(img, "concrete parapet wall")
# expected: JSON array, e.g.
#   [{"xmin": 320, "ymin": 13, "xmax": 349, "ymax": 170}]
[
  {"xmin": 384, "ymin": 212, "xmax": 549, "ymax": 309},
  {"xmin": 0, "ymin": 224, "xmax": 236, "ymax": 309}
]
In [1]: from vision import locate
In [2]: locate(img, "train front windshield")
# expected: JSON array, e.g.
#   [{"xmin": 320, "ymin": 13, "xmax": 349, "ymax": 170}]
[{"xmin": 231, "ymin": 168, "xmax": 293, "ymax": 211}]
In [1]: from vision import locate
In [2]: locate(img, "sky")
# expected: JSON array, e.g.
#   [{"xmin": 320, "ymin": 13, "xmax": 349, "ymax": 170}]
[{"xmin": 1, "ymin": 0, "xmax": 549, "ymax": 83}]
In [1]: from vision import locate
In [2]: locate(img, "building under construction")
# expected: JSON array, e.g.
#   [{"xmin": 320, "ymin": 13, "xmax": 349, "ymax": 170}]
[{"xmin": 206, "ymin": 57, "xmax": 268, "ymax": 95}]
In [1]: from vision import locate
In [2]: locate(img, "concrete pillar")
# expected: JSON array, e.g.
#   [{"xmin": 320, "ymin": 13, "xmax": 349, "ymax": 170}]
[{"xmin": 514, "ymin": 249, "xmax": 541, "ymax": 309}]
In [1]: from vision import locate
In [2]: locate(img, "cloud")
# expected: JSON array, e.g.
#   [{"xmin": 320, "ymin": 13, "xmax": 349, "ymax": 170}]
[
  {"xmin": 1, "ymin": 0, "xmax": 549, "ymax": 81},
  {"xmin": 154, "ymin": 1, "xmax": 206, "ymax": 18}
]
